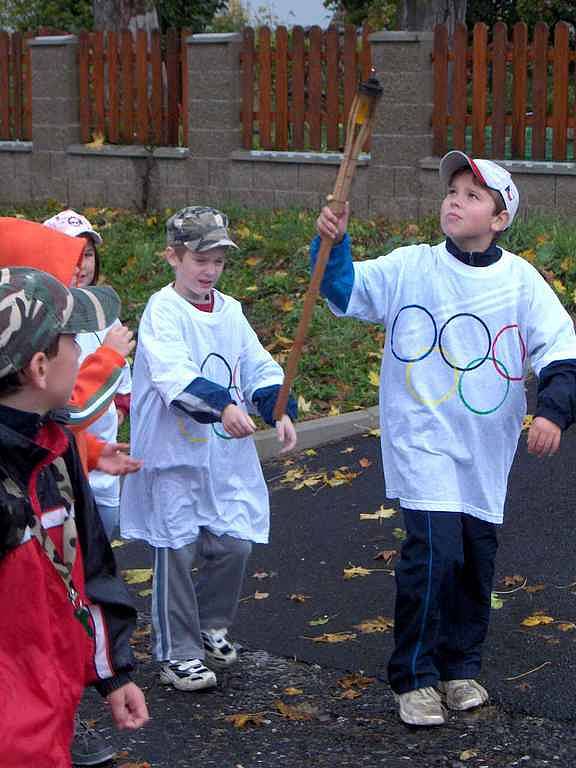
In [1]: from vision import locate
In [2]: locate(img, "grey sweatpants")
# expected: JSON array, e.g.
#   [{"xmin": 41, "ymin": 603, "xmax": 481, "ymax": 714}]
[{"xmin": 151, "ymin": 528, "xmax": 252, "ymax": 661}]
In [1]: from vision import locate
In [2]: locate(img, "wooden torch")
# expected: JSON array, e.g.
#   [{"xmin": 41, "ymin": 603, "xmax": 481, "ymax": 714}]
[{"xmin": 273, "ymin": 74, "xmax": 383, "ymax": 422}]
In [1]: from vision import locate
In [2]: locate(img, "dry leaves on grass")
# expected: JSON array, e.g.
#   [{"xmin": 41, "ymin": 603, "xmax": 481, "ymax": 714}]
[
  {"xmin": 288, "ymin": 593, "xmax": 311, "ymax": 603},
  {"xmin": 354, "ymin": 616, "xmax": 394, "ymax": 634},
  {"xmin": 225, "ymin": 712, "xmax": 267, "ymax": 729},
  {"xmin": 338, "ymin": 673, "xmax": 376, "ymax": 690}
]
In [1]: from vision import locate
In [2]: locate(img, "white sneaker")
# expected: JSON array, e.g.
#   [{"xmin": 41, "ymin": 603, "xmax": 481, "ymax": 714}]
[
  {"xmin": 159, "ymin": 659, "xmax": 217, "ymax": 691},
  {"xmin": 201, "ymin": 628, "xmax": 238, "ymax": 669},
  {"xmin": 397, "ymin": 686, "xmax": 446, "ymax": 726},
  {"xmin": 438, "ymin": 679, "xmax": 489, "ymax": 711}
]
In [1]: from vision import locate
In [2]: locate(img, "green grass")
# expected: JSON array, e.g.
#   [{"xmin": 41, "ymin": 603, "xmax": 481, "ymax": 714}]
[{"xmin": 3, "ymin": 201, "xmax": 576, "ymax": 419}]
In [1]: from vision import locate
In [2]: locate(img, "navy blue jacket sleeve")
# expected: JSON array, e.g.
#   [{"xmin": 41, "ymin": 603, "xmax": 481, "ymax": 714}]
[
  {"xmin": 310, "ymin": 233, "xmax": 354, "ymax": 313},
  {"xmin": 252, "ymin": 385, "xmax": 298, "ymax": 427},
  {"xmin": 535, "ymin": 358, "xmax": 576, "ymax": 430},
  {"xmin": 171, "ymin": 377, "xmax": 234, "ymax": 424}
]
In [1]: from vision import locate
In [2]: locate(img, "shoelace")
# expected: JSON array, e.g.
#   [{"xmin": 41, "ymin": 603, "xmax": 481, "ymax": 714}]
[{"xmin": 172, "ymin": 659, "xmax": 207, "ymax": 672}]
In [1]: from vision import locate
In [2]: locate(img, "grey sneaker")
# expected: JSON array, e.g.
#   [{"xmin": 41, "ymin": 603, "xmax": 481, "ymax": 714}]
[
  {"xmin": 438, "ymin": 679, "xmax": 489, "ymax": 711},
  {"xmin": 71, "ymin": 717, "xmax": 116, "ymax": 766},
  {"xmin": 159, "ymin": 658, "xmax": 217, "ymax": 691},
  {"xmin": 397, "ymin": 686, "xmax": 446, "ymax": 726},
  {"xmin": 201, "ymin": 628, "xmax": 238, "ymax": 669}
]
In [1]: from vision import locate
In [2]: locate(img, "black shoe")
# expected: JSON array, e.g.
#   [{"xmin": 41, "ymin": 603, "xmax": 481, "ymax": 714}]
[{"xmin": 71, "ymin": 717, "xmax": 116, "ymax": 766}]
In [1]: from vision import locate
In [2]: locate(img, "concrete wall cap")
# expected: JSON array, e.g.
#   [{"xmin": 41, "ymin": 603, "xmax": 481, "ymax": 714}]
[
  {"xmin": 369, "ymin": 31, "xmax": 433, "ymax": 43},
  {"xmin": 28, "ymin": 35, "xmax": 78, "ymax": 46},
  {"xmin": 230, "ymin": 149, "xmax": 371, "ymax": 165},
  {"xmin": 67, "ymin": 144, "xmax": 189, "ymax": 159},
  {"xmin": 421, "ymin": 156, "xmax": 576, "ymax": 176},
  {"xmin": 0, "ymin": 141, "xmax": 33, "ymax": 153},
  {"xmin": 187, "ymin": 33, "xmax": 242, "ymax": 45}
]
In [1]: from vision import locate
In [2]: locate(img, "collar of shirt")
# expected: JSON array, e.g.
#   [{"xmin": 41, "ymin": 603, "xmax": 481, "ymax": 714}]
[{"xmin": 446, "ymin": 236, "xmax": 502, "ymax": 267}]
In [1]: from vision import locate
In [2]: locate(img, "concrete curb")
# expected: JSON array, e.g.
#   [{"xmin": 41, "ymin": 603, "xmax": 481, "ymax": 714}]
[{"xmin": 254, "ymin": 406, "xmax": 380, "ymax": 462}]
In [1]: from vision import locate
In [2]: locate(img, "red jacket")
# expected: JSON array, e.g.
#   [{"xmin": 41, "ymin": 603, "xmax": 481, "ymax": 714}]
[{"xmin": 0, "ymin": 406, "xmax": 136, "ymax": 767}]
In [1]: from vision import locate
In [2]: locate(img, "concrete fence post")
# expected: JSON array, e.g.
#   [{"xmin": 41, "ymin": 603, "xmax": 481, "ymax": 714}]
[
  {"xmin": 367, "ymin": 31, "xmax": 434, "ymax": 219},
  {"xmin": 28, "ymin": 35, "xmax": 80, "ymax": 201}
]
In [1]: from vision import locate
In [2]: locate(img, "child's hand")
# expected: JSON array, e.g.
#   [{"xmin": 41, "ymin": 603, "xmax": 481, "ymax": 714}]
[
  {"xmin": 222, "ymin": 404, "xmax": 256, "ymax": 438},
  {"xmin": 276, "ymin": 414, "xmax": 297, "ymax": 454},
  {"xmin": 103, "ymin": 324, "xmax": 135, "ymax": 358},
  {"xmin": 527, "ymin": 416, "xmax": 561, "ymax": 457},
  {"xmin": 97, "ymin": 442, "xmax": 143, "ymax": 475},
  {"xmin": 108, "ymin": 682, "xmax": 149, "ymax": 730},
  {"xmin": 316, "ymin": 202, "xmax": 350, "ymax": 243}
]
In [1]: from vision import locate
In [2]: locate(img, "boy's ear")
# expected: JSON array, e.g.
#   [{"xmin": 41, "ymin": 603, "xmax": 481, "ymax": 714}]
[
  {"xmin": 492, "ymin": 209, "xmax": 509, "ymax": 234},
  {"xmin": 24, "ymin": 351, "xmax": 49, "ymax": 390}
]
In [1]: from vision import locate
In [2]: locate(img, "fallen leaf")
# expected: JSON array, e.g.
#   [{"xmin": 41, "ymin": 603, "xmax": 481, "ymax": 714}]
[
  {"xmin": 521, "ymin": 613, "xmax": 554, "ymax": 627},
  {"xmin": 459, "ymin": 750, "xmax": 477, "ymax": 762},
  {"xmin": 557, "ymin": 622, "xmax": 576, "ymax": 632},
  {"xmin": 289, "ymin": 593, "xmax": 311, "ymax": 603},
  {"xmin": 85, "ymin": 131, "xmax": 105, "ymax": 149},
  {"xmin": 524, "ymin": 584, "xmax": 545, "ymax": 594},
  {"xmin": 360, "ymin": 506, "xmax": 397, "ymax": 521},
  {"xmin": 274, "ymin": 700, "xmax": 318, "ymax": 720},
  {"xmin": 122, "ymin": 568, "xmax": 153, "ymax": 585},
  {"xmin": 368, "ymin": 369, "xmax": 380, "ymax": 387},
  {"xmin": 283, "ymin": 687, "xmax": 303, "ymax": 696},
  {"xmin": 354, "ymin": 616, "xmax": 394, "ymax": 634},
  {"xmin": 132, "ymin": 625, "xmax": 151, "ymax": 640},
  {"xmin": 358, "ymin": 457, "xmax": 372, "ymax": 468},
  {"xmin": 304, "ymin": 449, "xmax": 317, "ymax": 456},
  {"xmin": 343, "ymin": 565, "xmax": 373, "ymax": 579},
  {"xmin": 297, "ymin": 395, "xmax": 312, "ymax": 413},
  {"xmin": 491, "ymin": 593, "xmax": 504, "ymax": 609},
  {"xmin": 252, "ymin": 570, "xmax": 270, "ymax": 580},
  {"xmin": 280, "ymin": 297, "xmax": 294, "ymax": 313},
  {"xmin": 374, "ymin": 549, "xmax": 397, "ymax": 563},
  {"xmin": 309, "ymin": 615, "xmax": 332, "ymax": 626},
  {"xmin": 138, "ymin": 589, "xmax": 153, "ymax": 598},
  {"xmin": 245, "ymin": 256, "xmax": 262, "ymax": 267},
  {"xmin": 282, "ymin": 467, "xmax": 305, "ymax": 483},
  {"xmin": 329, "ymin": 405, "xmax": 341, "ymax": 416},
  {"xmin": 225, "ymin": 712, "xmax": 266, "ymax": 729},
  {"xmin": 110, "ymin": 539, "xmax": 124, "ymax": 548},
  {"xmin": 305, "ymin": 632, "xmax": 357, "ymax": 644},
  {"xmin": 340, "ymin": 446, "xmax": 355, "ymax": 454},
  {"xmin": 366, "ymin": 428, "xmax": 381, "ymax": 438},
  {"xmin": 502, "ymin": 574, "xmax": 525, "ymax": 587},
  {"xmin": 254, "ymin": 591, "xmax": 269, "ymax": 600},
  {"xmin": 338, "ymin": 688, "xmax": 362, "ymax": 700},
  {"xmin": 337, "ymin": 673, "xmax": 375, "ymax": 690},
  {"xmin": 522, "ymin": 415, "xmax": 534, "ymax": 430},
  {"xmin": 392, "ymin": 528, "xmax": 407, "ymax": 541}
]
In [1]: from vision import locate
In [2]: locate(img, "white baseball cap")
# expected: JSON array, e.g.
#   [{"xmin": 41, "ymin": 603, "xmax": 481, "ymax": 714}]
[
  {"xmin": 439, "ymin": 151, "xmax": 519, "ymax": 229},
  {"xmin": 43, "ymin": 209, "xmax": 103, "ymax": 245}
]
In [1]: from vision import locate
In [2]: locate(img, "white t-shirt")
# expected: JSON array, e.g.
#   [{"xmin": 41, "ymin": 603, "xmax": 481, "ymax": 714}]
[
  {"xmin": 78, "ymin": 322, "xmax": 132, "ymax": 507},
  {"xmin": 331, "ymin": 241, "xmax": 576, "ymax": 524},
  {"xmin": 120, "ymin": 285, "xmax": 285, "ymax": 548}
]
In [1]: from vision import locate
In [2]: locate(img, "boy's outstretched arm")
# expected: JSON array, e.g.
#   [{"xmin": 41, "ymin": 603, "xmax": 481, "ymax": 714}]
[{"xmin": 311, "ymin": 204, "xmax": 354, "ymax": 314}]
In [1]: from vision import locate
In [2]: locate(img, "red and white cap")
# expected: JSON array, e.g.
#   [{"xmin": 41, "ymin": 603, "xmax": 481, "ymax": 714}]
[
  {"xmin": 43, "ymin": 209, "xmax": 103, "ymax": 245},
  {"xmin": 439, "ymin": 151, "xmax": 519, "ymax": 229}
]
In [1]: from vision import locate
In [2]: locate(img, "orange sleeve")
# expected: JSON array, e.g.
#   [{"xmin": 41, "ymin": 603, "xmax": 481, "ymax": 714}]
[
  {"xmin": 85, "ymin": 432, "xmax": 106, "ymax": 473},
  {"xmin": 68, "ymin": 346, "xmax": 125, "ymax": 432}
]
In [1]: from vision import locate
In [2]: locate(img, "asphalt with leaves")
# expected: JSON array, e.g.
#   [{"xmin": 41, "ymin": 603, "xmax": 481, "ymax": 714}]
[{"xmin": 96, "ymin": 382, "xmax": 576, "ymax": 767}]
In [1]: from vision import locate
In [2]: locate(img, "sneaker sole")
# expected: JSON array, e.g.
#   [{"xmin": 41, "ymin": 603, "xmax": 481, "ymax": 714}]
[
  {"xmin": 203, "ymin": 652, "xmax": 238, "ymax": 670},
  {"xmin": 443, "ymin": 696, "xmax": 488, "ymax": 711},
  {"xmin": 159, "ymin": 670, "xmax": 217, "ymax": 692},
  {"xmin": 71, "ymin": 746, "xmax": 116, "ymax": 766},
  {"xmin": 399, "ymin": 710, "xmax": 446, "ymax": 726}
]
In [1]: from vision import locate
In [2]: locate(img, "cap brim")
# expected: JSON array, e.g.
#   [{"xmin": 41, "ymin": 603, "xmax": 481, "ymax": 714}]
[
  {"xmin": 63, "ymin": 285, "xmax": 120, "ymax": 334},
  {"xmin": 439, "ymin": 151, "xmax": 481, "ymax": 186},
  {"xmin": 192, "ymin": 238, "xmax": 239, "ymax": 252},
  {"xmin": 79, "ymin": 229, "xmax": 103, "ymax": 246}
]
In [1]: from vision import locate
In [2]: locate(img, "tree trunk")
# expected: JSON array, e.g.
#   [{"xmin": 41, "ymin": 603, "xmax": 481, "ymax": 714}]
[
  {"xmin": 93, "ymin": 0, "xmax": 159, "ymax": 31},
  {"xmin": 397, "ymin": 0, "xmax": 467, "ymax": 35}
]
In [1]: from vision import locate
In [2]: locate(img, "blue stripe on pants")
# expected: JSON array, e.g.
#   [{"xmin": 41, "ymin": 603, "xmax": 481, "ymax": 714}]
[{"xmin": 388, "ymin": 509, "xmax": 498, "ymax": 694}]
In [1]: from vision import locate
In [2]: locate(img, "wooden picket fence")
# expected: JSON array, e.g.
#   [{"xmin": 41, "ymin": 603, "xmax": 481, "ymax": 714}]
[
  {"xmin": 241, "ymin": 25, "xmax": 372, "ymax": 152},
  {"xmin": 79, "ymin": 28, "xmax": 188, "ymax": 146},
  {"xmin": 433, "ymin": 21, "xmax": 576, "ymax": 162},
  {"xmin": 0, "ymin": 31, "xmax": 32, "ymax": 141}
]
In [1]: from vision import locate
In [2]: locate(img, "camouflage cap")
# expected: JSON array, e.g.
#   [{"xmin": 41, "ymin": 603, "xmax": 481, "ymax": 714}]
[
  {"xmin": 0, "ymin": 267, "xmax": 120, "ymax": 379},
  {"xmin": 166, "ymin": 206, "xmax": 238, "ymax": 252}
]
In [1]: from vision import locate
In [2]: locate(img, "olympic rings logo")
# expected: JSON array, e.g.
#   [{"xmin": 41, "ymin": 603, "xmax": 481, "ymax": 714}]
[{"xmin": 391, "ymin": 305, "xmax": 526, "ymax": 414}]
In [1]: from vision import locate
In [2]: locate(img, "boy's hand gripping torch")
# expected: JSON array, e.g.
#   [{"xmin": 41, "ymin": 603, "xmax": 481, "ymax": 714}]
[{"xmin": 273, "ymin": 75, "xmax": 383, "ymax": 421}]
